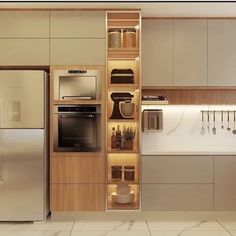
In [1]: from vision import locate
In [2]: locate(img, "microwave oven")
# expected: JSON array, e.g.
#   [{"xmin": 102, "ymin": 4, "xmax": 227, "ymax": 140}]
[{"xmin": 53, "ymin": 68, "xmax": 101, "ymax": 100}]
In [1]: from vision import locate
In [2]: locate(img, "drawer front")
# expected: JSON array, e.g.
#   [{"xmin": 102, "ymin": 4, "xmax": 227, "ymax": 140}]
[
  {"xmin": 51, "ymin": 156, "xmax": 105, "ymax": 184},
  {"xmin": 0, "ymin": 39, "xmax": 49, "ymax": 65},
  {"xmin": 214, "ymin": 156, "xmax": 236, "ymax": 210},
  {"xmin": 50, "ymin": 11, "xmax": 105, "ymax": 38},
  {"xmin": 50, "ymin": 39, "xmax": 106, "ymax": 65},
  {"xmin": 0, "ymin": 11, "xmax": 49, "ymax": 38},
  {"xmin": 50, "ymin": 184, "xmax": 105, "ymax": 211},
  {"xmin": 142, "ymin": 183, "xmax": 213, "ymax": 211},
  {"xmin": 142, "ymin": 155, "xmax": 213, "ymax": 183}
]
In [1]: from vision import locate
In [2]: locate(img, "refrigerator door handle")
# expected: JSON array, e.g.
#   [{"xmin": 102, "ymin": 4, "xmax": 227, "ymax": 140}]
[{"xmin": 0, "ymin": 152, "xmax": 4, "ymax": 184}]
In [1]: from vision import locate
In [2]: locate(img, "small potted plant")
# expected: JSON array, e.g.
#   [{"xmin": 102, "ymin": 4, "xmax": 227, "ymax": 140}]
[{"xmin": 122, "ymin": 126, "xmax": 135, "ymax": 150}]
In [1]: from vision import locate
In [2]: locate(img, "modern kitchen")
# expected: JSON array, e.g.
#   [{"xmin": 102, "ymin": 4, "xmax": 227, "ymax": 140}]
[{"xmin": 1, "ymin": 2, "xmax": 236, "ymax": 236}]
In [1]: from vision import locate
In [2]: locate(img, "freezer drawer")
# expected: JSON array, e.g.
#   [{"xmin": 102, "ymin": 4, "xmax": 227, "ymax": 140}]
[
  {"xmin": 0, "ymin": 70, "xmax": 46, "ymax": 128},
  {"xmin": 0, "ymin": 129, "xmax": 47, "ymax": 221}
]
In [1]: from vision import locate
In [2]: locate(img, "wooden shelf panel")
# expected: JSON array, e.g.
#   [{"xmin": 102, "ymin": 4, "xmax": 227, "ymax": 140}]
[
  {"xmin": 108, "ymin": 149, "xmax": 139, "ymax": 154},
  {"xmin": 142, "ymin": 88, "xmax": 236, "ymax": 105},
  {"xmin": 108, "ymin": 84, "xmax": 139, "ymax": 91},
  {"xmin": 108, "ymin": 119, "xmax": 138, "ymax": 122},
  {"xmin": 108, "ymin": 180, "xmax": 139, "ymax": 185}
]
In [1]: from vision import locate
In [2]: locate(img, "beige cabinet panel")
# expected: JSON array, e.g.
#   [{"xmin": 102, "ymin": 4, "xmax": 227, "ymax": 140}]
[
  {"xmin": 208, "ymin": 20, "xmax": 236, "ymax": 86},
  {"xmin": 50, "ymin": 11, "xmax": 105, "ymax": 38},
  {"xmin": 142, "ymin": 20, "xmax": 173, "ymax": 86},
  {"xmin": 214, "ymin": 156, "xmax": 236, "ymax": 210},
  {"xmin": 0, "ymin": 39, "xmax": 49, "ymax": 65},
  {"xmin": 142, "ymin": 184, "xmax": 213, "ymax": 210},
  {"xmin": 51, "ymin": 184, "xmax": 105, "ymax": 211},
  {"xmin": 50, "ymin": 39, "xmax": 105, "ymax": 65},
  {"xmin": 142, "ymin": 155, "xmax": 213, "ymax": 184},
  {"xmin": 0, "ymin": 11, "xmax": 49, "ymax": 38},
  {"xmin": 174, "ymin": 20, "xmax": 207, "ymax": 86}
]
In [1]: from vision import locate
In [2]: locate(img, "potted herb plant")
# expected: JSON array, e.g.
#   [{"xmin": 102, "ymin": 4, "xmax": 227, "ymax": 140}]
[{"xmin": 122, "ymin": 126, "xmax": 135, "ymax": 150}]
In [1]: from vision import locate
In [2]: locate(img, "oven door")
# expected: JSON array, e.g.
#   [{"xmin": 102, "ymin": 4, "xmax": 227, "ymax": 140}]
[{"xmin": 54, "ymin": 113, "xmax": 101, "ymax": 152}]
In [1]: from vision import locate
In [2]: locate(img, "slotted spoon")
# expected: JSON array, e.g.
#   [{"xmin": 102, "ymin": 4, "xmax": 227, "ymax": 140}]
[{"xmin": 201, "ymin": 111, "xmax": 205, "ymax": 135}]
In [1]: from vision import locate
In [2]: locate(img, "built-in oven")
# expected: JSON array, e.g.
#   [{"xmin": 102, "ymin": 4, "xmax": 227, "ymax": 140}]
[
  {"xmin": 53, "ymin": 105, "xmax": 101, "ymax": 152},
  {"xmin": 53, "ymin": 68, "xmax": 101, "ymax": 100}
]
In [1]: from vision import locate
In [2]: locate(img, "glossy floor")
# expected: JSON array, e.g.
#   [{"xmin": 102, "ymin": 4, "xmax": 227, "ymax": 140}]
[{"xmin": 1, "ymin": 212, "xmax": 236, "ymax": 236}]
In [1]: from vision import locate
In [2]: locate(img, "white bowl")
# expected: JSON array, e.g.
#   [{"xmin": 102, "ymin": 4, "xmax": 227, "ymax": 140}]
[{"xmin": 111, "ymin": 191, "xmax": 135, "ymax": 204}]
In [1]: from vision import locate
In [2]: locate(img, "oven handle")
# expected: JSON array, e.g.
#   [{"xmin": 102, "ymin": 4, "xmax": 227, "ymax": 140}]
[{"xmin": 59, "ymin": 114, "xmax": 96, "ymax": 118}]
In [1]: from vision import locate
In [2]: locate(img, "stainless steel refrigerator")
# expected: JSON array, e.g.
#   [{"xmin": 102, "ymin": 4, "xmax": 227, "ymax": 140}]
[{"xmin": 0, "ymin": 70, "xmax": 49, "ymax": 221}]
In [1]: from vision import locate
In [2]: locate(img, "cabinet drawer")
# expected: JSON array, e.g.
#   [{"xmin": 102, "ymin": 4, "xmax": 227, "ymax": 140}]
[
  {"xmin": 142, "ymin": 184, "xmax": 213, "ymax": 210},
  {"xmin": 50, "ymin": 184, "xmax": 105, "ymax": 211},
  {"xmin": 50, "ymin": 39, "xmax": 105, "ymax": 65},
  {"xmin": 214, "ymin": 156, "xmax": 236, "ymax": 210},
  {"xmin": 142, "ymin": 155, "xmax": 213, "ymax": 183},
  {"xmin": 0, "ymin": 39, "xmax": 49, "ymax": 65},
  {"xmin": 50, "ymin": 11, "xmax": 105, "ymax": 38},
  {"xmin": 0, "ymin": 11, "xmax": 49, "ymax": 38},
  {"xmin": 51, "ymin": 156, "xmax": 105, "ymax": 184}
]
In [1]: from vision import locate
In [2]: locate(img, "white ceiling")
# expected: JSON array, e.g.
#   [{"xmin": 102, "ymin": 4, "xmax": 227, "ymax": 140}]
[{"xmin": 1, "ymin": 2, "xmax": 236, "ymax": 17}]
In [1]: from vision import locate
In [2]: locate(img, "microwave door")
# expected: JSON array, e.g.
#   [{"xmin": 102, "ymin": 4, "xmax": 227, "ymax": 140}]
[{"xmin": 0, "ymin": 71, "xmax": 46, "ymax": 129}]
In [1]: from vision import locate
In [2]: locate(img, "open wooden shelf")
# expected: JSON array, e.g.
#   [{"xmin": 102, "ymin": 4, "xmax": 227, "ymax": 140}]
[{"xmin": 106, "ymin": 10, "xmax": 141, "ymax": 211}]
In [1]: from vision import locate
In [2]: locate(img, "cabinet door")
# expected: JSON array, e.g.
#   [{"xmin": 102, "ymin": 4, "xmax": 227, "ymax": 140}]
[
  {"xmin": 142, "ymin": 184, "xmax": 213, "ymax": 210},
  {"xmin": 50, "ymin": 11, "xmax": 105, "ymax": 38},
  {"xmin": 50, "ymin": 184, "xmax": 105, "ymax": 211},
  {"xmin": 214, "ymin": 156, "xmax": 236, "ymax": 210},
  {"xmin": 174, "ymin": 20, "xmax": 207, "ymax": 86},
  {"xmin": 51, "ymin": 156, "xmax": 105, "ymax": 184},
  {"xmin": 142, "ymin": 155, "xmax": 213, "ymax": 184},
  {"xmin": 208, "ymin": 20, "xmax": 236, "ymax": 86},
  {"xmin": 142, "ymin": 20, "xmax": 173, "ymax": 86},
  {"xmin": 50, "ymin": 39, "xmax": 105, "ymax": 65},
  {"xmin": 0, "ymin": 39, "xmax": 49, "ymax": 65},
  {"xmin": 0, "ymin": 11, "xmax": 49, "ymax": 38}
]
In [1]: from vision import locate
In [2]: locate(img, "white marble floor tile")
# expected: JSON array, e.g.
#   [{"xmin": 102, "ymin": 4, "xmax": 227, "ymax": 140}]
[
  {"xmin": 150, "ymin": 231, "xmax": 230, "ymax": 236},
  {"xmin": 147, "ymin": 220, "xmax": 224, "ymax": 231},
  {"xmin": 0, "ymin": 231, "xmax": 70, "ymax": 236},
  {"xmin": 218, "ymin": 220, "xmax": 236, "ymax": 231},
  {"xmin": 0, "ymin": 221, "xmax": 74, "ymax": 231},
  {"xmin": 73, "ymin": 220, "xmax": 148, "ymax": 231},
  {"xmin": 71, "ymin": 231, "xmax": 150, "ymax": 236}
]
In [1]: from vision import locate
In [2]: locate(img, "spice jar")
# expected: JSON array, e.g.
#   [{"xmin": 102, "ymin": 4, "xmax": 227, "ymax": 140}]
[
  {"xmin": 123, "ymin": 29, "xmax": 136, "ymax": 48},
  {"xmin": 108, "ymin": 29, "xmax": 121, "ymax": 48},
  {"xmin": 111, "ymin": 165, "xmax": 122, "ymax": 180},
  {"xmin": 124, "ymin": 166, "xmax": 135, "ymax": 181}
]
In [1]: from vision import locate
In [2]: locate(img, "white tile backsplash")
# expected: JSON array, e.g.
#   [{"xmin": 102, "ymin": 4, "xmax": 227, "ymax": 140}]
[{"xmin": 142, "ymin": 105, "xmax": 236, "ymax": 155}]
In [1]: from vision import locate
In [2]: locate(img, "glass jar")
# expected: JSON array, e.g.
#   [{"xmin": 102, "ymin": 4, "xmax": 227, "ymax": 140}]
[
  {"xmin": 124, "ymin": 165, "xmax": 135, "ymax": 181},
  {"xmin": 123, "ymin": 29, "xmax": 136, "ymax": 48},
  {"xmin": 108, "ymin": 29, "xmax": 121, "ymax": 48},
  {"xmin": 111, "ymin": 165, "xmax": 122, "ymax": 180}
]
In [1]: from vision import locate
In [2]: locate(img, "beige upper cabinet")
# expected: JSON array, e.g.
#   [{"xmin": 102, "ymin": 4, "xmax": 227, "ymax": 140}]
[
  {"xmin": 142, "ymin": 20, "xmax": 174, "ymax": 86},
  {"xmin": 174, "ymin": 20, "xmax": 207, "ymax": 86},
  {"xmin": 50, "ymin": 11, "xmax": 106, "ymax": 38},
  {"xmin": 0, "ymin": 11, "xmax": 49, "ymax": 38},
  {"xmin": 208, "ymin": 20, "xmax": 236, "ymax": 86}
]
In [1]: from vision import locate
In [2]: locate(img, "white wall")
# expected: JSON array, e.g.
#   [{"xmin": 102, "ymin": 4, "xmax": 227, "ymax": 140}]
[{"xmin": 142, "ymin": 105, "xmax": 236, "ymax": 155}]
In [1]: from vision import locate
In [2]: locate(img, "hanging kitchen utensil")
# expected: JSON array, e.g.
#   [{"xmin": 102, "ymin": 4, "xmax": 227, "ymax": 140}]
[
  {"xmin": 201, "ymin": 111, "xmax": 205, "ymax": 135},
  {"xmin": 232, "ymin": 111, "xmax": 236, "ymax": 135},
  {"xmin": 212, "ymin": 110, "xmax": 216, "ymax": 135},
  {"xmin": 221, "ymin": 110, "xmax": 224, "ymax": 129},
  {"xmin": 207, "ymin": 111, "xmax": 210, "ymax": 134},
  {"xmin": 227, "ymin": 110, "xmax": 231, "ymax": 131}
]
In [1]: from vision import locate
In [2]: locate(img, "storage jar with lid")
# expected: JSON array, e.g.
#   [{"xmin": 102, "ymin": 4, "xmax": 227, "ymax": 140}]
[
  {"xmin": 123, "ymin": 29, "xmax": 136, "ymax": 48},
  {"xmin": 108, "ymin": 29, "xmax": 121, "ymax": 48},
  {"xmin": 111, "ymin": 165, "xmax": 122, "ymax": 180},
  {"xmin": 124, "ymin": 165, "xmax": 135, "ymax": 181}
]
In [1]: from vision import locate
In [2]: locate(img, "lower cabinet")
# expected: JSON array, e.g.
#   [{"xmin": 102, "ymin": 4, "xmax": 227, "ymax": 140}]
[
  {"xmin": 50, "ymin": 156, "xmax": 106, "ymax": 211},
  {"xmin": 142, "ymin": 184, "xmax": 213, "ymax": 210},
  {"xmin": 214, "ymin": 156, "xmax": 236, "ymax": 210},
  {"xmin": 51, "ymin": 184, "xmax": 105, "ymax": 211}
]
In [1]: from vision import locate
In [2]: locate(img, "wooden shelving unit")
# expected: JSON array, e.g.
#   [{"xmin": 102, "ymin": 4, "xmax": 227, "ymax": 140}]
[{"xmin": 106, "ymin": 11, "xmax": 141, "ymax": 211}]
